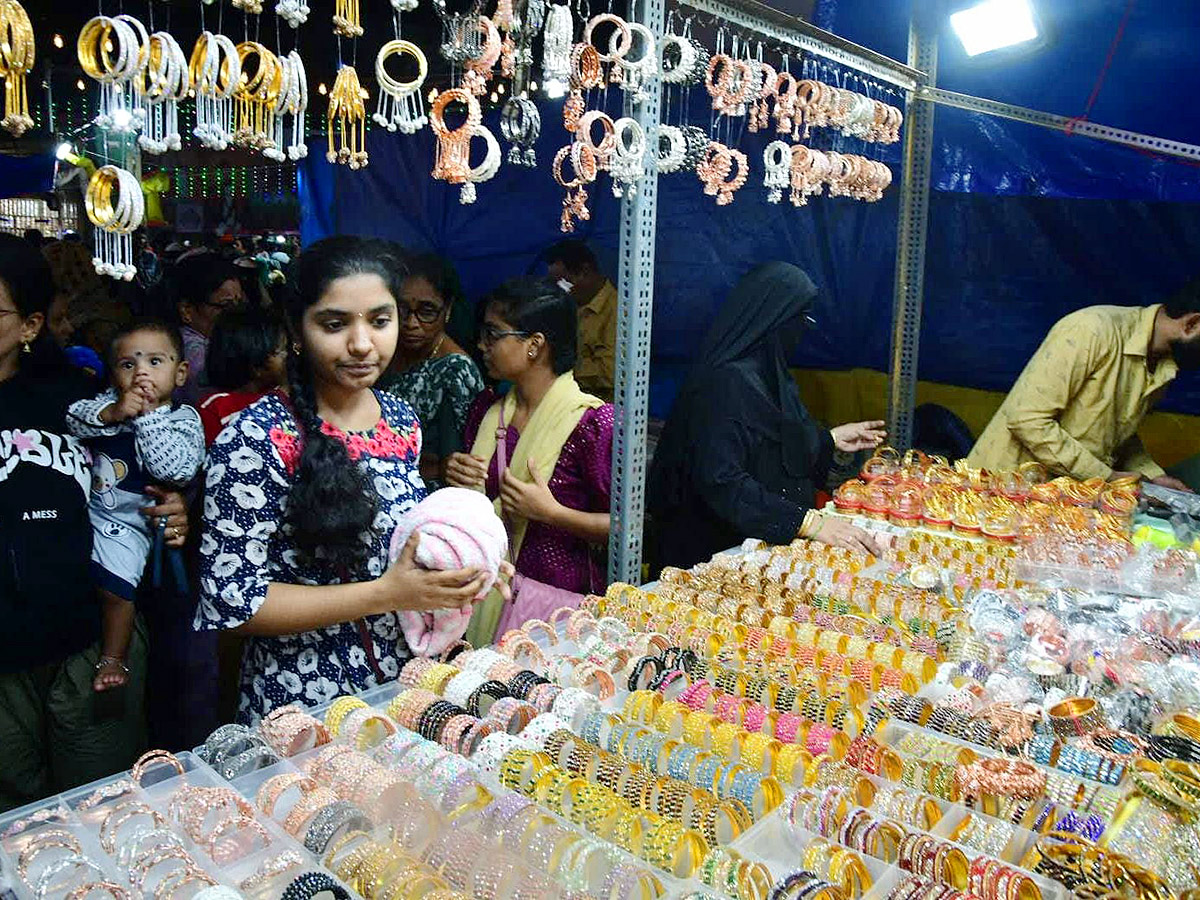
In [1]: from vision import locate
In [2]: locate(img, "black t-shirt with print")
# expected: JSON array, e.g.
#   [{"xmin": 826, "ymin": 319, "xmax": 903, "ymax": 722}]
[{"xmin": 0, "ymin": 366, "xmax": 101, "ymax": 672}]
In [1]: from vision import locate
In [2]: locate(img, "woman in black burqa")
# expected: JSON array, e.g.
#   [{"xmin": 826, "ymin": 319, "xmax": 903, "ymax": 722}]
[{"xmin": 648, "ymin": 262, "xmax": 886, "ymax": 571}]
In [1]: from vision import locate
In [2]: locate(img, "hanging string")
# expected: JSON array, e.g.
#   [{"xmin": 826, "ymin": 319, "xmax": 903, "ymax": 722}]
[{"xmin": 1064, "ymin": 0, "xmax": 1135, "ymax": 136}]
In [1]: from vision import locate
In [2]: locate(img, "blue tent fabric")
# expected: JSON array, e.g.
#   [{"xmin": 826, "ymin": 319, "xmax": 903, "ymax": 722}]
[
  {"xmin": 300, "ymin": 0, "xmax": 1200, "ymax": 418},
  {"xmin": 0, "ymin": 154, "xmax": 55, "ymax": 199}
]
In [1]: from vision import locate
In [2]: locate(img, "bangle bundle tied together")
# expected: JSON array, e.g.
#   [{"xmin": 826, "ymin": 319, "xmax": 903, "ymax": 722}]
[
  {"xmin": 435, "ymin": 0, "xmax": 485, "ymax": 64},
  {"xmin": 746, "ymin": 59, "xmax": 777, "ymax": 132},
  {"xmin": 609, "ymin": 117, "xmax": 647, "ymax": 199},
  {"xmin": 373, "ymin": 40, "xmax": 428, "ymax": 135},
  {"xmin": 612, "ymin": 22, "xmax": 657, "ymax": 101},
  {"xmin": 136, "ymin": 31, "xmax": 189, "ymax": 153},
  {"xmin": 583, "ymin": 13, "xmax": 631, "ymax": 86},
  {"xmin": 563, "ymin": 43, "xmax": 601, "ymax": 135},
  {"xmin": 190, "ymin": 31, "xmax": 241, "ymax": 149},
  {"xmin": 500, "ymin": 95, "xmax": 540, "ymax": 167},
  {"xmin": 86, "ymin": 165, "xmax": 143, "ymax": 281},
  {"xmin": 462, "ymin": 16, "xmax": 501, "ymax": 96},
  {"xmin": 78, "ymin": 15, "xmax": 150, "ymax": 135},
  {"xmin": 0, "ymin": 0, "xmax": 34, "ymax": 136},
  {"xmin": 696, "ymin": 140, "xmax": 748, "ymax": 206},
  {"xmin": 270, "ymin": 50, "xmax": 309, "ymax": 161},
  {"xmin": 430, "ymin": 88, "xmax": 480, "ymax": 183},
  {"xmin": 541, "ymin": 3, "xmax": 573, "ymax": 86},
  {"xmin": 233, "ymin": 42, "xmax": 284, "ymax": 154},
  {"xmin": 554, "ymin": 141, "xmax": 598, "ymax": 233},
  {"xmin": 326, "ymin": 65, "xmax": 369, "ymax": 168}
]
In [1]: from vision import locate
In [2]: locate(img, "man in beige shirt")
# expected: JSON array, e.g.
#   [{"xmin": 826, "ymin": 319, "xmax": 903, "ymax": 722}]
[
  {"xmin": 968, "ymin": 282, "xmax": 1200, "ymax": 488},
  {"xmin": 544, "ymin": 240, "xmax": 617, "ymax": 402}
]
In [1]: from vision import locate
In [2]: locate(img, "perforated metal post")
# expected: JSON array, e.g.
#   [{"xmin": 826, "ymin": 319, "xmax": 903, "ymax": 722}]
[
  {"xmin": 886, "ymin": 17, "xmax": 937, "ymax": 451},
  {"xmin": 607, "ymin": 0, "xmax": 664, "ymax": 586}
]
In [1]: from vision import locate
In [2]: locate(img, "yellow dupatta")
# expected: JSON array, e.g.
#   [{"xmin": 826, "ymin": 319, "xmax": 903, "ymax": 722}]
[{"xmin": 464, "ymin": 371, "xmax": 603, "ymax": 645}]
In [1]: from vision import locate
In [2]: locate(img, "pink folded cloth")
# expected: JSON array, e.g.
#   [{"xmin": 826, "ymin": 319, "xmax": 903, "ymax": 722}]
[{"xmin": 388, "ymin": 487, "xmax": 508, "ymax": 657}]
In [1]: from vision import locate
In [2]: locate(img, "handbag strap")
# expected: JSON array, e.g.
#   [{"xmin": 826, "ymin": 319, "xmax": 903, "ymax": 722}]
[
  {"xmin": 494, "ymin": 399, "xmax": 515, "ymax": 566},
  {"xmin": 495, "ymin": 397, "xmax": 509, "ymax": 476}
]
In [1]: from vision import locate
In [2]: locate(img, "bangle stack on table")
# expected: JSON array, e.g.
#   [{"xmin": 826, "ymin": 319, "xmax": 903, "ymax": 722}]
[{"xmin": 4, "ymin": 495, "xmax": 1198, "ymax": 900}]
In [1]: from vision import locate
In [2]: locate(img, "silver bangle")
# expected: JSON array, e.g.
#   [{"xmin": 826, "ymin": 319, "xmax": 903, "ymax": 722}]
[
  {"xmin": 239, "ymin": 850, "xmax": 304, "ymax": 893},
  {"xmin": 302, "ymin": 801, "xmax": 371, "ymax": 857},
  {"xmin": 35, "ymin": 855, "xmax": 105, "ymax": 899},
  {"xmin": 219, "ymin": 745, "xmax": 280, "ymax": 781}
]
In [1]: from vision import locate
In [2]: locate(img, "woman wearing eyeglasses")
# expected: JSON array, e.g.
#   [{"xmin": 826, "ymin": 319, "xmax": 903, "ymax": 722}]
[
  {"xmin": 171, "ymin": 254, "xmax": 247, "ymax": 405},
  {"xmin": 378, "ymin": 253, "xmax": 484, "ymax": 490},
  {"xmin": 446, "ymin": 278, "xmax": 614, "ymax": 646}
]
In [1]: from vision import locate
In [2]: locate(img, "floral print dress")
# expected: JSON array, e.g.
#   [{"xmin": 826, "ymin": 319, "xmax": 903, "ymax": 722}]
[
  {"xmin": 194, "ymin": 390, "xmax": 425, "ymax": 723},
  {"xmin": 378, "ymin": 353, "xmax": 484, "ymax": 491}
]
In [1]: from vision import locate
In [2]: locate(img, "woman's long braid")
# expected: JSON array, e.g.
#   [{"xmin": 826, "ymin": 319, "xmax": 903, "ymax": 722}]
[{"xmin": 282, "ymin": 342, "xmax": 377, "ymax": 576}]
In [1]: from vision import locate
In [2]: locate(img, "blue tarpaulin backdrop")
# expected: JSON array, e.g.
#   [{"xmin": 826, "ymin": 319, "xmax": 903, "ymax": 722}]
[{"xmin": 299, "ymin": 0, "xmax": 1200, "ymax": 418}]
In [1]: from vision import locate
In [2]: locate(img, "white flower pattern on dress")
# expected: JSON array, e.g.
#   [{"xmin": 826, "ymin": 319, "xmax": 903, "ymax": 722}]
[{"xmin": 195, "ymin": 391, "xmax": 424, "ymax": 723}]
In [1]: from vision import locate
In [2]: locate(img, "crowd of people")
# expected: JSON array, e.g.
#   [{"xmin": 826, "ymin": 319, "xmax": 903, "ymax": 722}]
[{"xmin": 2, "ymin": 225, "xmax": 1197, "ymax": 813}]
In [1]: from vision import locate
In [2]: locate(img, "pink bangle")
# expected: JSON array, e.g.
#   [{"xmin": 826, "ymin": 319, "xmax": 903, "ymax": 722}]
[
  {"xmin": 399, "ymin": 657, "xmax": 436, "ymax": 688},
  {"xmin": 440, "ymin": 714, "xmax": 478, "ymax": 754},
  {"xmin": 679, "ymin": 680, "xmax": 714, "ymax": 711},
  {"xmin": 131, "ymin": 750, "xmax": 185, "ymax": 787},
  {"xmin": 743, "ymin": 703, "xmax": 769, "ymax": 734},
  {"xmin": 261, "ymin": 706, "xmax": 331, "ymax": 757},
  {"xmin": 340, "ymin": 707, "xmax": 397, "ymax": 750},
  {"xmin": 486, "ymin": 697, "xmax": 538, "ymax": 734},
  {"xmin": 654, "ymin": 668, "xmax": 688, "ymax": 697},
  {"xmin": 775, "ymin": 712, "xmax": 805, "ymax": 744},
  {"xmin": 806, "ymin": 723, "xmax": 835, "ymax": 756},
  {"xmin": 713, "ymin": 693, "xmax": 743, "ymax": 724}
]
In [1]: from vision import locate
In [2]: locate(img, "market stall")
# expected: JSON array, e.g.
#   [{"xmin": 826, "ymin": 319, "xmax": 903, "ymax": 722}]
[{"xmin": 2, "ymin": 450, "xmax": 1198, "ymax": 900}]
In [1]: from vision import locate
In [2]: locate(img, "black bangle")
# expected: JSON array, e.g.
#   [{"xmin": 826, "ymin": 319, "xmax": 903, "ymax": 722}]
[
  {"xmin": 627, "ymin": 656, "xmax": 663, "ymax": 692},
  {"xmin": 509, "ymin": 670, "xmax": 547, "ymax": 700},
  {"xmin": 1148, "ymin": 734, "xmax": 1200, "ymax": 764},
  {"xmin": 416, "ymin": 700, "xmax": 465, "ymax": 742},
  {"xmin": 281, "ymin": 871, "xmax": 351, "ymax": 900},
  {"xmin": 467, "ymin": 680, "xmax": 510, "ymax": 718},
  {"xmin": 660, "ymin": 646, "xmax": 685, "ymax": 669}
]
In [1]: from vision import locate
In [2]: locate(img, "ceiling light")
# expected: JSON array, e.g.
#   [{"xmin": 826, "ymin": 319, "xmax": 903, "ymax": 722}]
[
  {"xmin": 55, "ymin": 141, "xmax": 74, "ymax": 160},
  {"xmin": 950, "ymin": 0, "xmax": 1039, "ymax": 57}
]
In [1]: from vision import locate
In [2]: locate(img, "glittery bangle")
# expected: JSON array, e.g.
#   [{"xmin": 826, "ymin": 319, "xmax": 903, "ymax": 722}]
[
  {"xmin": 509, "ymin": 669, "xmax": 548, "ymax": 700},
  {"xmin": 219, "ymin": 744, "xmax": 281, "ymax": 781},
  {"xmin": 303, "ymin": 800, "xmax": 372, "ymax": 857},
  {"xmin": 417, "ymin": 700, "xmax": 467, "ymax": 743},
  {"xmin": 526, "ymin": 682, "xmax": 562, "ymax": 713},
  {"xmin": 239, "ymin": 850, "xmax": 305, "ymax": 893},
  {"xmin": 197, "ymin": 724, "xmax": 257, "ymax": 765},
  {"xmin": 467, "ymin": 680, "xmax": 511, "ymax": 718},
  {"xmin": 486, "ymin": 697, "xmax": 538, "ymax": 734}
]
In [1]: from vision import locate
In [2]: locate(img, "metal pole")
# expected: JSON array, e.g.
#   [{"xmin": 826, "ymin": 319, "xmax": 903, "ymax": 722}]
[
  {"xmin": 607, "ymin": 0, "xmax": 664, "ymax": 586},
  {"xmin": 886, "ymin": 13, "xmax": 938, "ymax": 450}
]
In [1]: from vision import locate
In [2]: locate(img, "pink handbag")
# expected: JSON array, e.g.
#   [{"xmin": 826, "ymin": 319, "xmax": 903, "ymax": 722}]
[{"xmin": 491, "ymin": 401, "xmax": 585, "ymax": 637}]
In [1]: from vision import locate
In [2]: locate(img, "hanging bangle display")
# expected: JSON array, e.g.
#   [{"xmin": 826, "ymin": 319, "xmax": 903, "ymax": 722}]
[
  {"xmin": 501, "ymin": 95, "xmax": 541, "ymax": 167},
  {"xmin": 327, "ymin": 65, "xmax": 369, "ymax": 168},
  {"xmin": 0, "ymin": 0, "xmax": 34, "ymax": 136},
  {"xmin": 373, "ymin": 40, "xmax": 428, "ymax": 134}
]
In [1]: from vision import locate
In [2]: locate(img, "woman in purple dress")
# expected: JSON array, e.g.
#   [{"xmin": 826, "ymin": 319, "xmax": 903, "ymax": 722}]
[{"xmin": 446, "ymin": 278, "xmax": 613, "ymax": 645}]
